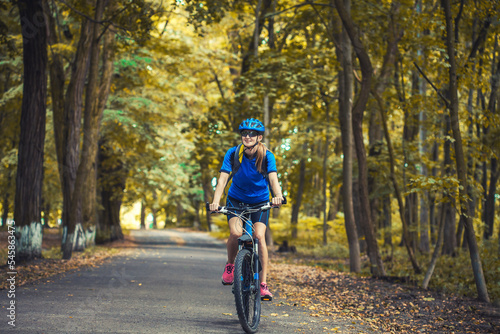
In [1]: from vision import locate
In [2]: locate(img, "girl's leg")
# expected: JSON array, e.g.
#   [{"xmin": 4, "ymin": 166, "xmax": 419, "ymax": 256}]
[
  {"xmin": 227, "ymin": 216, "xmax": 243, "ymax": 264},
  {"xmin": 253, "ymin": 222, "xmax": 268, "ymax": 282}
]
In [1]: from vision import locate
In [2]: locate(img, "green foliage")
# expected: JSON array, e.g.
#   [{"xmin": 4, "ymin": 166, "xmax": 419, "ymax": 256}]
[{"xmin": 181, "ymin": 0, "xmax": 231, "ymax": 28}]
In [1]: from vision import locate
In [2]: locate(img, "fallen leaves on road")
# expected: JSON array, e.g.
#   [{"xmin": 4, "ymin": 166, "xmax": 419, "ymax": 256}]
[
  {"xmin": 0, "ymin": 246, "xmax": 127, "ymax": 290},
  {"xmin": 0, "ymin": 230, "xmax": 136, "ymax": 290},
  {"xmin": 269, "ymin": 258, "xmax": 500, "ymax": 333}
]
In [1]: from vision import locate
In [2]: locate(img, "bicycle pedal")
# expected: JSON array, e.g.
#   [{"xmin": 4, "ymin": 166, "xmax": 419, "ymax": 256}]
[
  {"xmin": 222, "ymin": 280, "xmax": 233, "ymax": 286},
  {"xmin": 261, "ymin": 296, "xmax": 272, "ymax": 301}
]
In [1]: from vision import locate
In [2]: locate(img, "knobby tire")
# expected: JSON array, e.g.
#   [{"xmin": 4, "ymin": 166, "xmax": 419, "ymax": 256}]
[{"xmin": 234, "ymin": 248, "xmax": 261, "ymax": 333}]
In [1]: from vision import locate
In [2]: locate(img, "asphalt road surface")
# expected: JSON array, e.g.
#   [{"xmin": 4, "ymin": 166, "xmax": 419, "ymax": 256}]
[{"xmin": 1, "ymin": 229, "xmax": 369, "ymax": 333}]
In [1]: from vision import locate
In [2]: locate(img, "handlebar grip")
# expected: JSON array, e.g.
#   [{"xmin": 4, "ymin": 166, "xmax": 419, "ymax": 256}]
[
  {"xmin": 206, "ymin": 202, "xmax": 222, "ymax": 213},
  {"xmin": 282, "ymin": 196, "xmax": 287, "ymax": 205}
]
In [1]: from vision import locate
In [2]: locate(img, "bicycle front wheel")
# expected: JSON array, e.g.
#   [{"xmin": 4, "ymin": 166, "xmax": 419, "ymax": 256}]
[{"xmin": 233, "ymin": 248, "xmax": 261, "ymax": 333}]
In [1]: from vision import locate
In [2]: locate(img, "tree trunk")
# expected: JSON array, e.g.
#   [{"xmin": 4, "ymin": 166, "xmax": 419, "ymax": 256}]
[
  {"xmin": 429, "ymin": 142, "xmax": 439, "ymax": 245},
  {"xmin": 322, "ymin": 98, "xmax": 331, "ymax": 245},
  {"xmin": 327, "ymin": 183, "xmax": 340, "ymax": 221},
  {"xmin": 291, "ymin": 105, "xmax": 311, "ymax": 239},
  {"xmin": 483, "ymin": 54, "xmax": 500, "ymax": 239},
  {"xmin": 240, "ymin": 0, "xmax": 273, "ymax": 75},
  {"xmin": 82, "ymin": 26, "xmax": 115, "ymax": 247},
  {"xmin": 46, "ymin": 4, "xmax": 93, "ymax": 253},
  {"xmin": 441, "ymin": 0, "xmax": 489, "ymax": 302},
  {"xmin": 416, "ymin": 0, "xmax": 430, "ymax": 254},
  {"xmin": 367, "ymin": 126, "xmax": 382, "ymax": 238},
  {"xmin": 2, "ymin": 173, "xmax": 11, "ymax": 227},
  {"xmin": 404, "ymin": 193, "xmax": 418, "ymax": 254},
  {"xmin": 333, "ymin": 0, "xmax": 360, "ymax": 272},
  {"xmin": 97, "ymin": 187, "xmax": 124, "ymax": 243},
  {"xmin": 140, "ymin": 199, "xmax": 146, "ymax": 229},
  {"xmin": 422, "ymin": 202, "xmax": 446, "ymax": 289},
  {"xmin": 484, "ymin": 158, "xmax": 498, "ymax": 239},
  {"xmin": 152, "ymin": 208, "xmax": 158, "ymax": 229},
  {"xmin": 335, "ymin": 0, "xmax": 385, "ymax": 276},
  {"xmin": 291, "ymin": 159, "xmax": 306, "ymax": 239},
  {"xmin": 419, "ymin": 188, "xmax": 430, "ymax": 253},
  {"xmin": 176, "ymin": 200, "xmax": 184, "ymax": 227},
  {"xmin": 442, "ymin": 201, "xmax": 456, "ymax": 256},
  {"xmin": 14, "ymin": 0, "xmax": 47, "ymax": 262},
  {"xmin": 402, "ymin": 68, "xmax": 420, "ymax": 253},
  {"xmin": 352, "ymin": 178, "xmax": 365, "ymax": 253},
  {"xmin": 64, "ymin": 0, "xmax": 107, "ymax": 259},
  {"xmin": 96, "ymin": 139, "xmax": 125, "ymax": 243},
  {"xmin": 382, "ymin": 195, "xmax": 392, "ymax": 247},
  {"xmin": 375, "ymin": 93, "xmax": 421, "ymax": 274},
  {"xmin": 442, "ymin": 114, "xmax": 457, "ymax": 256}
]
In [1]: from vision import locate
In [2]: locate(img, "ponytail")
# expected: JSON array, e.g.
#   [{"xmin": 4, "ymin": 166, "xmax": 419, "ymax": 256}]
[{"xmin": 255, "ymin": 142, "xmax": 267, "ymax": 174}]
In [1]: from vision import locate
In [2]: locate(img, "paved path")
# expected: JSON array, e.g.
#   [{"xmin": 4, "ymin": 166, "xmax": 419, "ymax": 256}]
[{"xmin": 1, "ymin": 230, "xmax": 369, "ymax": 333}]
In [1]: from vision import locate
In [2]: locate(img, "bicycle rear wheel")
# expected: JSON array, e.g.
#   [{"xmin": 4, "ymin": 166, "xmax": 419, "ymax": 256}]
[{"xmin": 233, "ymin": 248, "xmax": 261, "ymax": 333}]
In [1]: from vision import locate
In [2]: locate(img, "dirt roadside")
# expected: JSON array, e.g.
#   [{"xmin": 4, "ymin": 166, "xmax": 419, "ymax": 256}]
[
  {"xmin": 0, "ymin": 228, "xmax": 136, "ymax": 290},
  {"xmin": 269, "ymin": 256, "xmax": 500, "ymax": 333}
]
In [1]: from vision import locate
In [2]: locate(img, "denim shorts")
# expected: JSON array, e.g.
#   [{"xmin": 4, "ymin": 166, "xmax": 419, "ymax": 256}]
[{"xmin": 226, "ymin": 197, "xmax": 270, "ymax": 226}]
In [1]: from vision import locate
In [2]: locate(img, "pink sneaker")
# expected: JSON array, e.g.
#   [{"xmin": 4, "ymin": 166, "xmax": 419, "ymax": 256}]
[
  {"xmin": 260, "ymin": 282, "xmax": 273, "ymax": 301},
  {"xmin": 222, "ymin": 263, "xmax": 234, "ymax": 285}
]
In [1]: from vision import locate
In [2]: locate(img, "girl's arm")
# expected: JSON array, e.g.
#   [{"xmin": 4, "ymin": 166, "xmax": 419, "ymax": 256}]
[
  {"xmin": 268, "ymin": 172, "xmax": 284, "ymax": 206},
  {"xmin": 209, "ymin": 172, "xmax": 230, "ymax": 211}
]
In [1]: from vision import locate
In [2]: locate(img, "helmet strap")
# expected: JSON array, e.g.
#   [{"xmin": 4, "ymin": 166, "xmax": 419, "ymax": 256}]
[
  {"xmin": 244, "ymin": 141, "xmax": 259, "ymax": 150},
  {"xmin": 243, "ymin": 141, "xmax": 260, "ymax": 155}
]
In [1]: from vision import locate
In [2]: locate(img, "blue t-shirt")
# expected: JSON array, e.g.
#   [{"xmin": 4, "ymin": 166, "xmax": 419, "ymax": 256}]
[{"xmin": 220, "ymin": 146, "xmax": 278, "ymax": 204}]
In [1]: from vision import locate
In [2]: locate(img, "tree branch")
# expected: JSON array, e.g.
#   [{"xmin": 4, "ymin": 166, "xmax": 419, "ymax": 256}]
[
  {"xmin": 413, "ymin": 61, "xmax": 450, "ymax": 108},
  {"xmin": 263, "ymin": 1, "xmax": 334, "ymax": 20},
  {"xmin": 56, "ymin": 0, "xmax": 143, "ymax": 34}
]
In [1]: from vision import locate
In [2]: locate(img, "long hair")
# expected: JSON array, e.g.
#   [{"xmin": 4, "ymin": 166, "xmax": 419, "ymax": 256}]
[{"xmin": 255, "ymin": 142, "xmax": 267, "ymax": 174}]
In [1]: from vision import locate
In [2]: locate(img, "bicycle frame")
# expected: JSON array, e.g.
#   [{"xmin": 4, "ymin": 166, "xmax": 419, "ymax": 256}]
[{"xmin": 232, "ymin": 206, "xmax": 266, "ymax": 285}]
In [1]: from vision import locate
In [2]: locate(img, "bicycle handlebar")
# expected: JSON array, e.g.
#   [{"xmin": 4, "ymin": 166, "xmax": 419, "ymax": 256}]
[{"xmin": 206, "ymin": 197, "xmax": 287, "ymax": 214}]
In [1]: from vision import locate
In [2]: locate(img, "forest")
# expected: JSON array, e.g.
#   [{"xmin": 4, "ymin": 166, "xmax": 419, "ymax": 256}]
[{"xmin": 1, "ymin": 0, "xmax": 499, "ymax": 304}]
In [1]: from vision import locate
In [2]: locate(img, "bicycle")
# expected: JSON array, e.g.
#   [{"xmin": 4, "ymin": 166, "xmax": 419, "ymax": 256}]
[{"xmin": 207, "ymin": 198, "xmax": 286, "ymax": 334}]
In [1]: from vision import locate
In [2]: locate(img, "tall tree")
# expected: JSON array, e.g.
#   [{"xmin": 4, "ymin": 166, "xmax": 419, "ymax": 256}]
[
  {"xmin": 415, "ymin": 0, "xmax": 430, "ymax": 254},
  {"xmin": 441, "ymin": 0, "xmax": 489, "ymax": 303},
  {"xmin": 14, "ymin": 0, "xmax": 47, "ymax": 261},
  {"xmin": 64, "ymin": 0, "xmax": 115, "ymax": 259},
  {"xmin": 291, "ymin": 111, "xmax": 310, "ymax": 239},
  {"xmin": 97, "ymin": 138, "xmax": 126, "ymax": 242},
  {"xmin": 46, "ymin": 5, "xmax": 92, "ymax": 253},
  {"xmin": 483, "ymin": 47, "xmax": 500, "ymax": 240},
  {"xmin": 335, "ymin": 0, "xmax": 385, "ymax": 276},
  {"xmin": 367, "ymin": 1, "xmax": 421, "ymax": 273},
  {"xmin": 333, "ymin": 0, "xmax": 360, "ymax": 272}
]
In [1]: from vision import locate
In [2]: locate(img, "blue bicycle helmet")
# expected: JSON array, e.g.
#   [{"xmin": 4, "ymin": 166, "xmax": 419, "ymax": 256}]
[{"xmin": 239, "ymin": 118, "xmax": 265, "ymax": 134}]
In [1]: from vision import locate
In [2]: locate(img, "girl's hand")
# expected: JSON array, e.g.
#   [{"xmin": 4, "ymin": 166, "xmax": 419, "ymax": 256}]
[
  {"xmin": 209, "ymin": 203, "xmax": 220, "ymax": 212},
  {"xmin": 271, "ymin": 196, "xmax": 283, "ymax": 207}
]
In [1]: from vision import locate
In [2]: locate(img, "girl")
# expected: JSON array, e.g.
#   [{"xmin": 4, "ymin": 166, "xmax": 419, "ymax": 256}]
[{"xmin": 209, "ymin": 118, "xmax": 284, "ymax": 300}]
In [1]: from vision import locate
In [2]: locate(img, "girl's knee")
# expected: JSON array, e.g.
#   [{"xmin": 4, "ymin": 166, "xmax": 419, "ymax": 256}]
[
  {"xmin": 255, "ymin": 233, "xmax": 266, "ymax": 244},
  {"xmin": 230, "ymin": 230, "xmax": 243, "ymax": 239}
]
